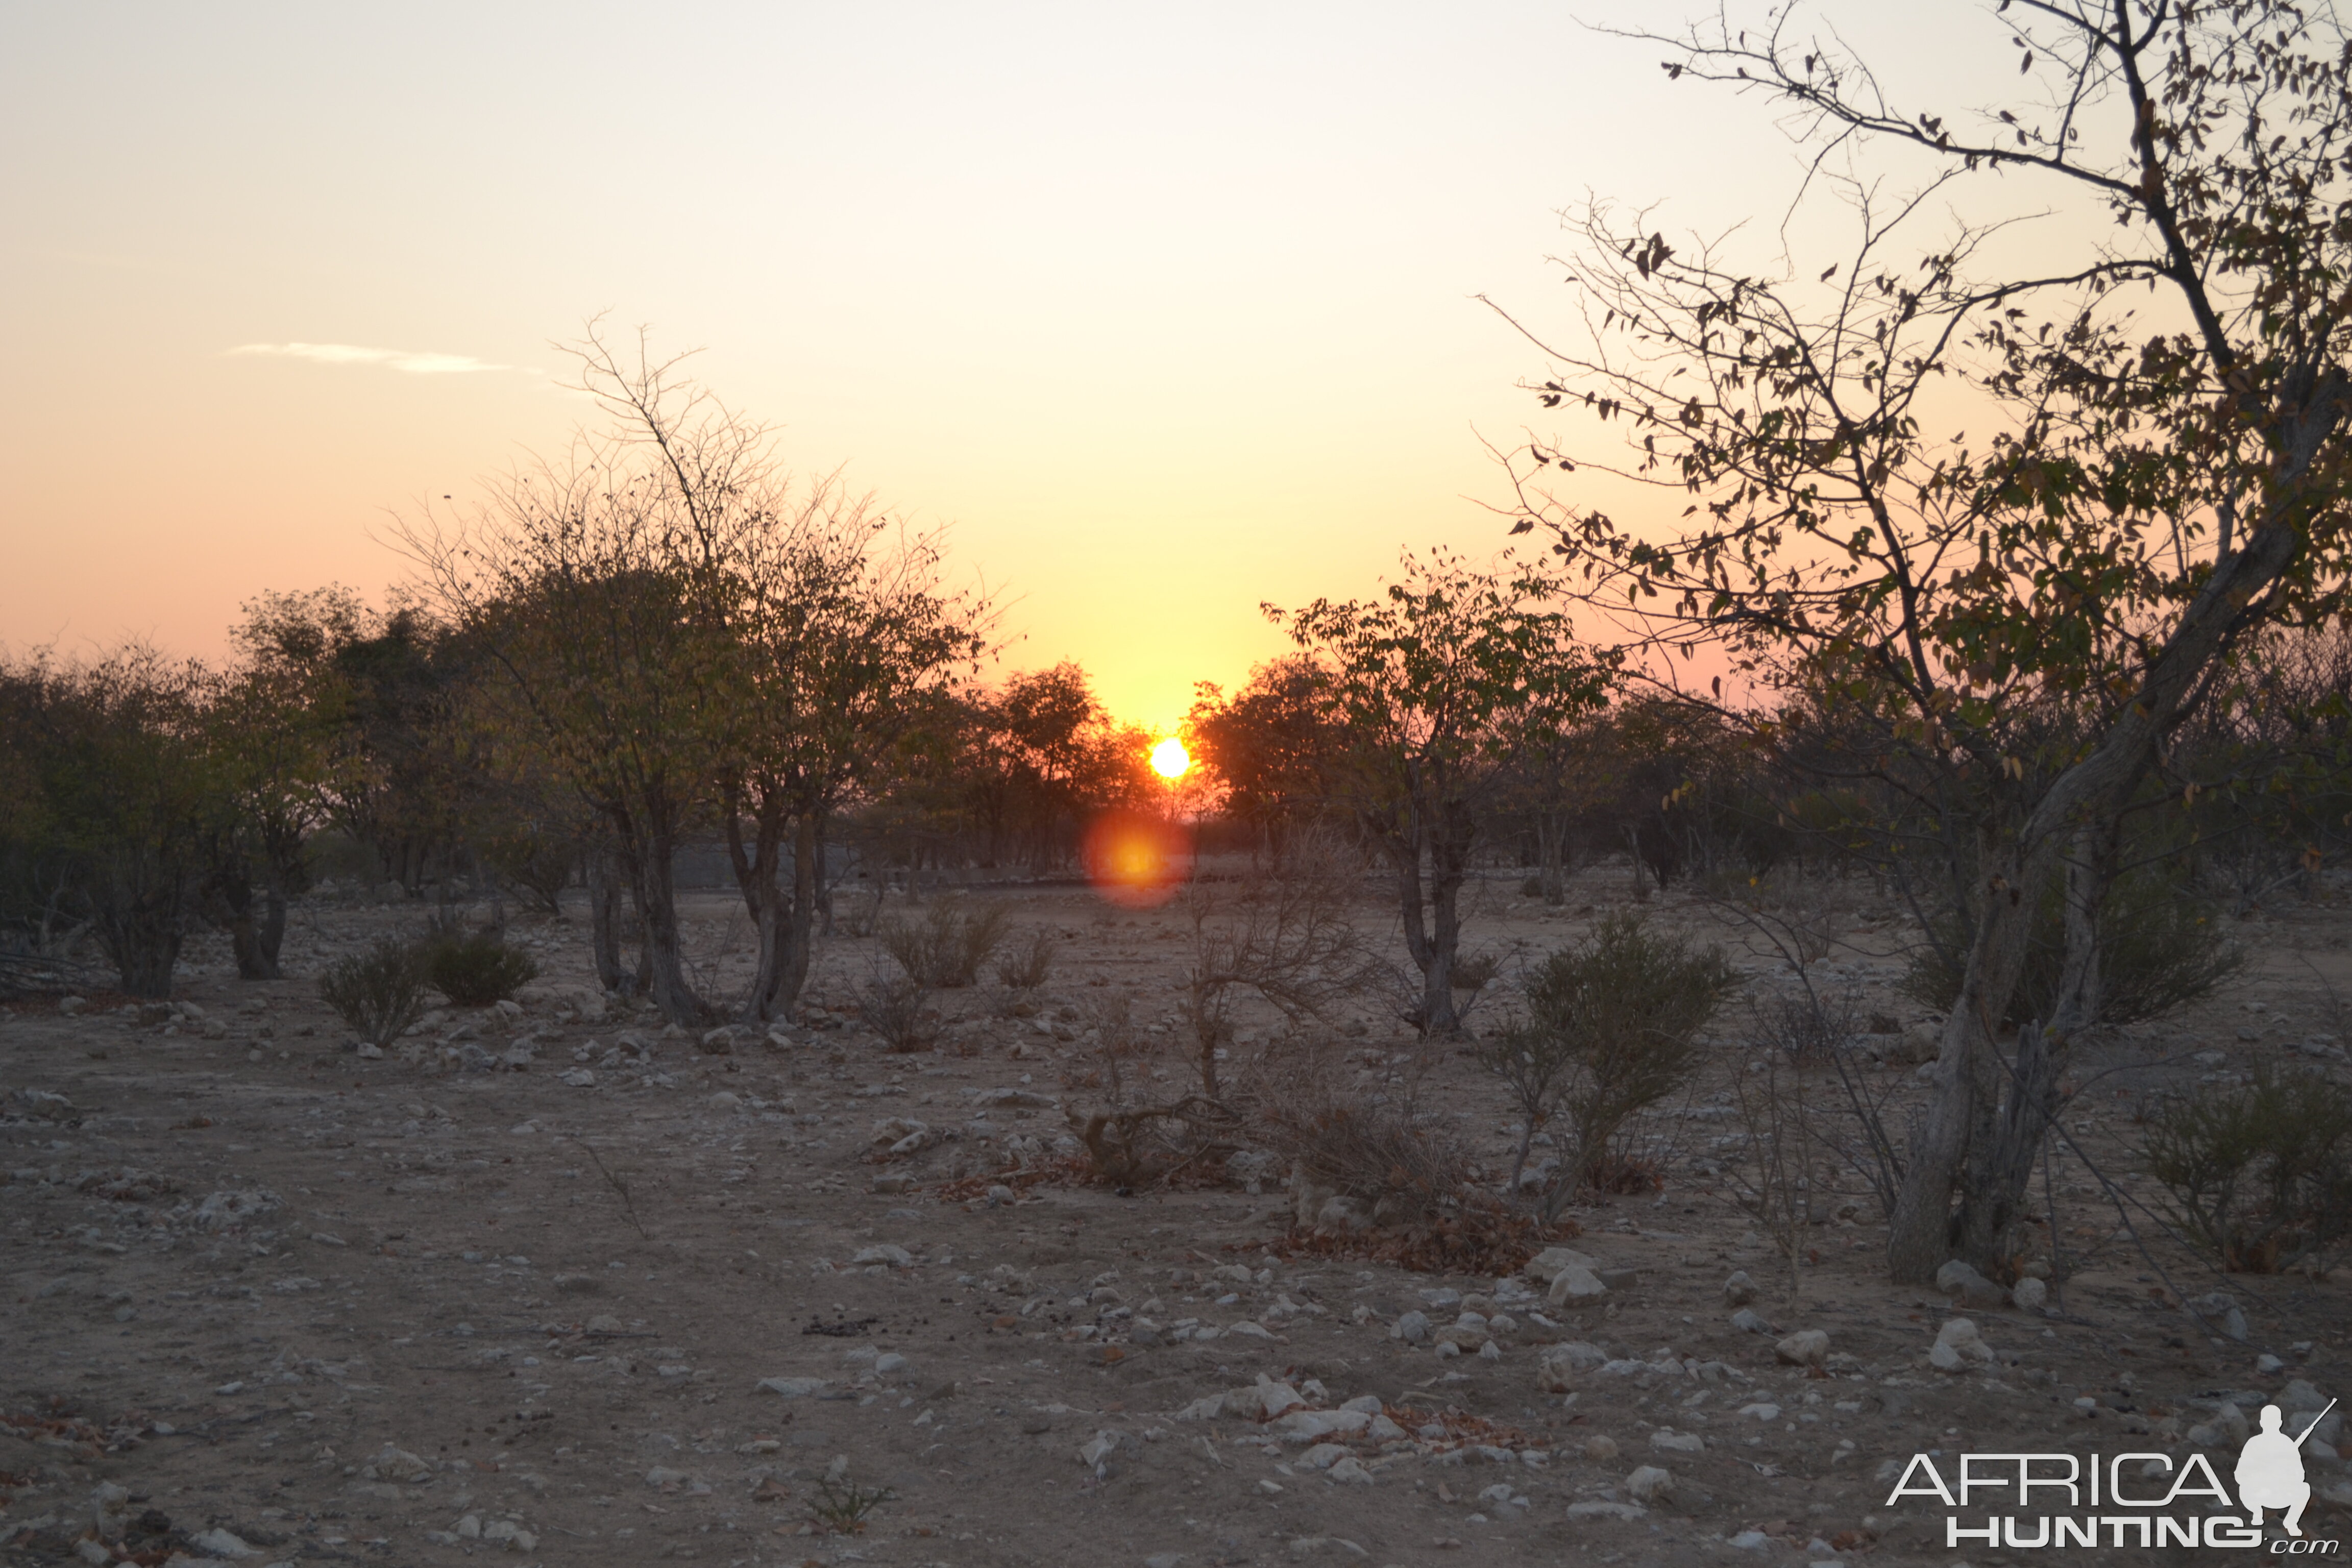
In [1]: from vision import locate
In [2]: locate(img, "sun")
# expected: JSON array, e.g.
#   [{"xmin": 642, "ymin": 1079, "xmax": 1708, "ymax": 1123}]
[{"xmin": 1149, "ymin": 737, "xmax": 1190, "ymax": 779}]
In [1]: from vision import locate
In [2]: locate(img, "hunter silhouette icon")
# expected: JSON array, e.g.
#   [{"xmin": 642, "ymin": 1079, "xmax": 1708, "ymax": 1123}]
[{"xmin": 2236, "ymin": 1400, "xmax": 2336, "ymax": 1536}]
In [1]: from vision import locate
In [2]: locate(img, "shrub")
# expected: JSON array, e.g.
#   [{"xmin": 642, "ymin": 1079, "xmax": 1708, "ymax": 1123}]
[
  {"xmin": 425, "ymin": 932, "xmax": 540, "ymax": 1006},
  {"xmin": 993, "ymin": 927, "xmax": 1058, "ymax": 990},
  {"xmin": 1901, "ymin": 869, "xmax": 2243, "ymax": 1028},
  {"xmin": 879, "ymin": 902, "xmax": 1010, "ymax": 989},
  {"xmin": 320, "ymin": 937, "xmax": 432, "ymax": 1047},
  {"xmin": 1246, "ymin": 1045, "xmax": 1473, "ymax": 1232},
  {"xmin": 1480, "ymin": 913, "xmax": 1737, "ymax": 1218},
  {"xmin": 858, "ymin": 969, "xmax": 937, "ymax": 1053},
  {"xmin": 2142, "ymin": 1066, "xmax": 2352, "ymax": 1273}
]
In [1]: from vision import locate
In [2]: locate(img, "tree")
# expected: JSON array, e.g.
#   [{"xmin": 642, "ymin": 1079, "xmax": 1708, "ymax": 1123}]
[
  {"xmin": 1, "ymin": 649, "xmax": 223, "ymax": 997},
  {"xmin": 1498, "ymin": 0, "xmax": 2352, "ymax": 1281},
  {"xmin": 1185, "ymin": 655, "xmax": 1345, "ymax": 861},
  {"xmin": 398, "ymin": 324, "xmax": 986, "ymax": 1025},
  {"xmin": 1267, "ymin": 552, "xmax": 1613, "ymax": 1035}
]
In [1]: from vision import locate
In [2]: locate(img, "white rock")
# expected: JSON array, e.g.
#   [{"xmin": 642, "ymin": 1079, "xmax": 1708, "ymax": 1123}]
[
  {"xmin": 1930, "ymin": 1317, "xmax": 1995, "ymax": 1372},
  {"xmin": 1547, "ymin": 1263, "xmax": 1609, "ymax": 1306},
  {"xmin": 1275, "ymin": 1409, "xmax": 1372, "ymax": 1443},
  {"xmin": 189, "ymin": 1528, "xmax": 263, "ymax": 1558},
  {"xmin": 757, "ymin": 1377, "xmax": 828, "ymax": 1398},
  {"xmin": 1564, "ymin": 1500, "xmax": 1646, "ymax": 1520},
  {"xmin": 1524, "ymin": 1246, "xmax": 1600, "ymax": 1284}
]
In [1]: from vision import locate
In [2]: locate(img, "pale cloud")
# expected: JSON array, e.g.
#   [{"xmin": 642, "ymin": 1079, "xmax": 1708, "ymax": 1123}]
[{"xmin": 227, "ymin": 341, "xmax": 519, "ymax": 375}]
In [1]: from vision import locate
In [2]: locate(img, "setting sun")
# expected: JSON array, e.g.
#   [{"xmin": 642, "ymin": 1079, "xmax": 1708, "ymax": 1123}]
[{"xmin": 1149, "ymin": 737, "xmax": 1190, "ymax": 779}]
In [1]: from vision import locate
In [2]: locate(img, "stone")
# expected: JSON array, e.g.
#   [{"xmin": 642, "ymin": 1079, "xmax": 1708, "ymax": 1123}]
[
  {"xmin": 2188, "ymin": 1291, "xmax": 2250, "ymax": 1342},
  {"xmin": 1929, "ymin": 1317, "xmax": 1995, "ymax": 1372},
  {"xmin": 1774, "ymin": 1330, "xmax": 1829, "ymax": 1367},
  {"xmin": 1649, "ymin": 1428, "xmax": 1705, "ymax": 1454},
  {"xmin": 189, "ymin": 1528, "xmax": 263, "ymax": 1558},
  {"xmin": 1723, "ymin": 1270, "xmax": 1758, "ymax": 1306},
  {"xmin": 1625, "ymin": 1465, "xmax": 1675, "ymax": 1504},
  {"xmin": 1564, "ymin": 1501, "xmax": 1646, "ymax": 1521},
  {"xmin": 1274, "ymin": 1408, "xmax": 1372, "ymax": 1443},
  {"xmin": 757, "ymin": 1377, "xmax": 828, "ymax": 1398},
  {"xmin": 88, "ymin": 1481, "xmax": 129, "ymax": 1539},
  {"xmin": 1524, "ymin": 1246, "xmax": 1600, "ymax": 1284},
  {"xmin": 2011, "ymin": 1276, "xmax": 2048, "ymax": 1311},
  {"xmin": 1935, "ymin": 1259, "xmax": 2011, "ymax": 1311},
  {"xmin": 368, "ymin": 1444, "xmax": 432, "ymax": 1482},
  {"xmin": 1547, "ymin": 1262, "xmax": 1608, "ymax": 1306}
]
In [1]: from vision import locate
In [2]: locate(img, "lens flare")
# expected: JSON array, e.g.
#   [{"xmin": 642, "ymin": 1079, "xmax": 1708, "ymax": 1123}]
[
  {"xmin": 1082, "ymin": 808, "xmax": 1193, "ymax": 909},
  {"xmin": 1150, "ymin": 737, "xmax": 1190, "ymax": 779}
]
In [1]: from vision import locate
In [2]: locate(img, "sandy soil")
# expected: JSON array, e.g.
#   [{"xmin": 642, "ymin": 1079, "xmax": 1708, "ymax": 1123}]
[{"xmin": 4, "ymin": 861, "xmax": 2349, "ymax": 1567}]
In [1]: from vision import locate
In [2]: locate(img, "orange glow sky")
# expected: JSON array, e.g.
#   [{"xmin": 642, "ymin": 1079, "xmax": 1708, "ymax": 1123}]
[{"xmin": 4, "ymin": 3, "xmax": 2060, "ymax": 729}]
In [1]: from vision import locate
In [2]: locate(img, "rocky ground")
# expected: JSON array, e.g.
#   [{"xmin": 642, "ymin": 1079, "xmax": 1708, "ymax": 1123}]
[{"xmin": 4, "ymin": 861, "xmax": 2350, "ymax": 1568}]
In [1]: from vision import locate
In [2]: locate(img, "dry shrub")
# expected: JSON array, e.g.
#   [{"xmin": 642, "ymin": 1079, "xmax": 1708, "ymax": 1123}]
[
  {"xmin": 1235, "ymin": 1039, "xmax": 1555, "ymax": 1269},
  {"xmin": 1059, "ymin": 994, "xmax": 1241, "ymax": 1187},
  {"xmin": 879, "ymin": 901, "xmax": 1011, "ymax": 989},
  {"xmin": 1178, "ymin": 832, "xmax": 1377, "ymax": 1097},
  {"xmin": 856, "ymin": 967, "xmax": 937, "ymax": 1053},
  {"xmin": 992, "ymin": 927, "xmax": 1058, "ymax": 990}
]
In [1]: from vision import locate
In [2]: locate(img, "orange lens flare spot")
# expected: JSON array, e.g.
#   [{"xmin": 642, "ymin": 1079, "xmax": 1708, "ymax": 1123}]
[
  {"xmin": 1082, "ymin": 808, "xmax": 1193, "ymax": 910},
  {"xmin": 1150, "ymin": 738, "xmax": 1190, "ymax": 779}
]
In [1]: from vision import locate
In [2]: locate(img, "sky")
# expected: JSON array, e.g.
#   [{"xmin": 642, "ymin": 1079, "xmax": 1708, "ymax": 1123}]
[{"xmin": 3, "ymin": 1, "xmax": 2071, "ymax": 730}]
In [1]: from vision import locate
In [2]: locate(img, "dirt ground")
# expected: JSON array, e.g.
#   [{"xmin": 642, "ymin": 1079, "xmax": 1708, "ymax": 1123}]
[{"xmin": 4, "ymin": 857, "xmax": 2350, "ymax": 1568}]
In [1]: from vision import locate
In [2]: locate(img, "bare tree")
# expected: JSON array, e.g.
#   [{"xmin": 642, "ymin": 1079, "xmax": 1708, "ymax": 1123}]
[{"xmin": 1496, "ymin": 0, "xmax": 2352, "ymax": 1282}]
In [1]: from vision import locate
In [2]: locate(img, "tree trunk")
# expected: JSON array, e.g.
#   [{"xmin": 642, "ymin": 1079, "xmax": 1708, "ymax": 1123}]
[
  {"xmin": 1536, "ymin": 814, "xmax": 1570, "ymax": 905},
  {"xmin": 586, "ymin": 845, "xmax": 629, "ymax": 996},
  {"xmin": 615, "ymin": 803, "xmax": 702, "ymax": 1025},
  {"xmin": 1885, "ymin": 835, "xmax": 2052, "ymax": 1283}
]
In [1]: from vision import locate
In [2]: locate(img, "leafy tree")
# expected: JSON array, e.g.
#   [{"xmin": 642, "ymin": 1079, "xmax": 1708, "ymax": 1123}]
[
  {"xmin": 2, "ymin": 649, "xmax": 223, "ymax": 996},
  {"xmin": 1268, "ymin": 552, "xmax": 1613, "ymax": 1034},
  {"xmin": 1184, "ymin": 655, "xmax": 1345, "ymax": 861},
  {"xmin": 1499, "ymin": 0, "xmax": 2352, "ymax": 1280},
  {"xmin": 398, "ymin": 325, "xmax": 987, "ymax": 1025}
]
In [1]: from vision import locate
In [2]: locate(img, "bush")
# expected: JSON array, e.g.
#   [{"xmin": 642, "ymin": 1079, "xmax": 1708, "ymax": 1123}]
[
  {"xmin": 879, "ymin": 902, "xmax": 1009, "ymax": 989},
  {"xmin": 2142, "ymin": 1066, "xmax": 2352, "ymax": 1273},
  {"xmin": 425, "ymin": 932, "xmax": 539, "ymax": 1006},
  {"xmin": 320, "ymin": 938, "xmax": 432, "ymax": 1047},
  {"xmin": 1901, "ymin": 869, "xmax": 2243, "ymax": 1028},
  {"xmin": 1480, "ymin": 913, "xmax": 1737, "ymax": 1217},
  {"xmin": 993, "ymin": 927, "xmax": 1058, "ymax": 990},
  {"xmin": 858, "ymin": 969, "xmax": 937, "ymax": 1053}
]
